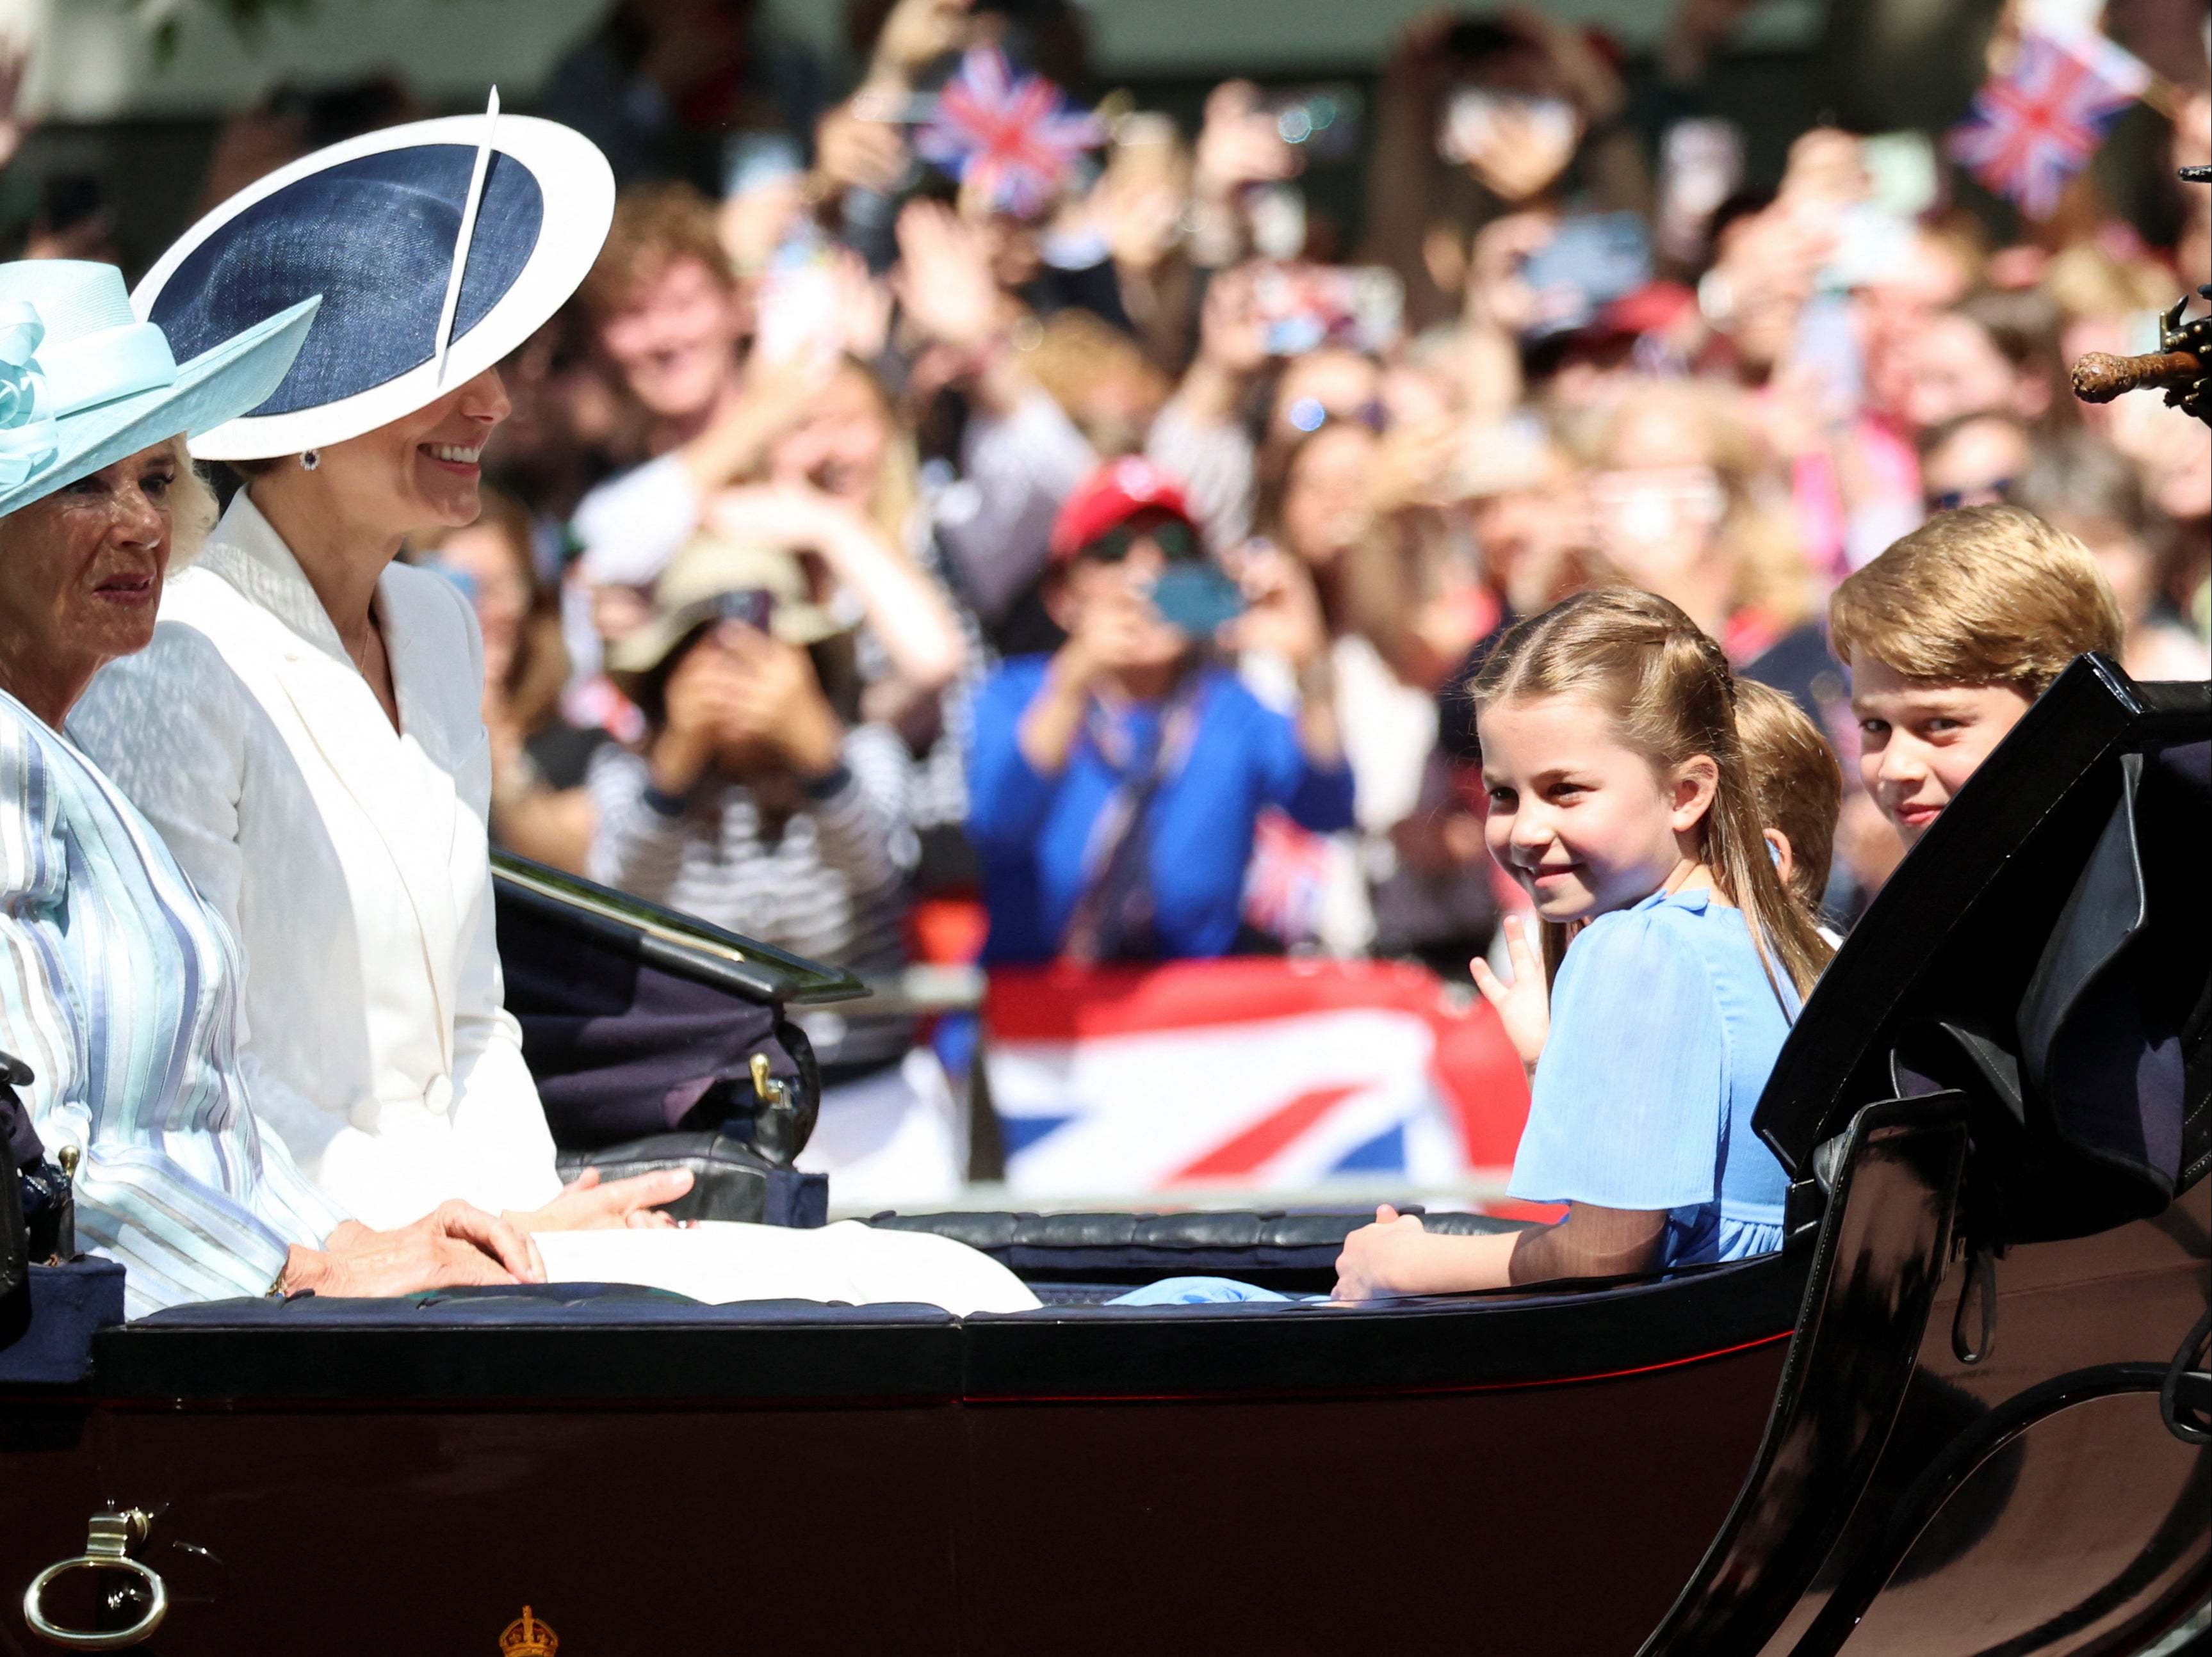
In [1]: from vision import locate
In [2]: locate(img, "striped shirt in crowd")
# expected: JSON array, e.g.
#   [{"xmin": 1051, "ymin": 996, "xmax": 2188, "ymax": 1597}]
[
  {"xmin": 585, "ymin": 722, "xmax": 916, "ymax": 1073},
  {"xmin": 0, "ymin": 690, "xmax": 348, "ymax": 1317}
]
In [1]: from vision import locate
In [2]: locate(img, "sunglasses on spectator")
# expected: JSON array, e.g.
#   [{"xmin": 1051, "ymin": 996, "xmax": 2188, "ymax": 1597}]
[
  {"xmin": 1929, "ymin": 481, "xmax": 2012, "ymax": 512},
  {"xmin": 1077, "ymin": 516, "xmax": 1203, "ymax": 565},
  {"xmin": 1285, "ymin": 396, "xmax": 1387, "ymax": 434}
]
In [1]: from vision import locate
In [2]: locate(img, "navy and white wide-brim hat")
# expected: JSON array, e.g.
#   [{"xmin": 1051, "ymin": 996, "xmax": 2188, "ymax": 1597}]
[{"xmin": 132, "ymin": 97, "xmax": 614, "ymax": 462}]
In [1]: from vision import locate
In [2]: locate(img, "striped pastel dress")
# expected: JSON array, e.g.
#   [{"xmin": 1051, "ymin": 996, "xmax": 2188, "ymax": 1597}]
[{"xmin": 0, "ymin": 689, "xmax": 346, "ymax": 1316}]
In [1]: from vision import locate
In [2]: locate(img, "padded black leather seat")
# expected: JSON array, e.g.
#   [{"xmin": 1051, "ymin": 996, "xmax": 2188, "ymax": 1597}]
[{"xmin": 868, "ymin": 1207, "xmax": 1534, "ymax": 1288}]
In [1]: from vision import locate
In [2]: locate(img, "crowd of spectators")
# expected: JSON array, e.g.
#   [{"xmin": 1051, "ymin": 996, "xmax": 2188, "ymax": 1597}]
[{"xmin": 21, "ymin": 0, "xmax": 2208, "ymax": 1192}]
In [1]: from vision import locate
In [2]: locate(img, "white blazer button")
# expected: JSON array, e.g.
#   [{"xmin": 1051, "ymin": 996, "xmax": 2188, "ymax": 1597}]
[{"xmin": 425, "ymin": 1074, "xmax": 453, "ymax": 1114}]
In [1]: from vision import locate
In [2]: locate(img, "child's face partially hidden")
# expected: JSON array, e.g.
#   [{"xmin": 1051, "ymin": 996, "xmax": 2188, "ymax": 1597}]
[
  {"xmin": 1851, "ymin": 657, "xmax": 2034, "ymax": 845},
  {"xmin": 1477, "ymin": 693, "xmax": 1718, "ymax": 923}
]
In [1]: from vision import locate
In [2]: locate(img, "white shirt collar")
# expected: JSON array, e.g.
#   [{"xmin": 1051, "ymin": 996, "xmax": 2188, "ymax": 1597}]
[{"xmin": 194, "ymin": 488, "xmax": 358, "ymax": 667}]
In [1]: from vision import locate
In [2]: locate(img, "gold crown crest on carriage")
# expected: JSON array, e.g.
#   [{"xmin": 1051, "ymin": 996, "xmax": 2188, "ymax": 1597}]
[{"xmin": 499, "ymin": 1606, "xmax": 558, "ymax": 1656}]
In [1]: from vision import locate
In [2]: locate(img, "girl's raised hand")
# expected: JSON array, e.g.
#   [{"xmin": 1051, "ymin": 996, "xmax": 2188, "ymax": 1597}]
[{"xmin": 1470, "ymin": 914, "xmax": 1550, "ymax": 1073}]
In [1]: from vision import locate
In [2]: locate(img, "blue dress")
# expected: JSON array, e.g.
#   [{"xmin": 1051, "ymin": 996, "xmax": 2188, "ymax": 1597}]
[{"xmin": 1508, "ymin": 887, "xmax": 1794, "ymax": 1266}]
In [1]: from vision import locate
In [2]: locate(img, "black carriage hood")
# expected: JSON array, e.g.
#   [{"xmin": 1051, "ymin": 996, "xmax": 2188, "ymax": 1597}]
[
  {"xmin": 1752, "ymin": 656, "xmax": 2209, "ymax": 1241},
  {"xmin": 491, "ymin": 850, "xmax": 866, "ymax": 1005}
]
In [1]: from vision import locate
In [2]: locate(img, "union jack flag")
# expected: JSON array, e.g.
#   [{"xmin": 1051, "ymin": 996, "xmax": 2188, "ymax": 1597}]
[
  {"xmin": 983, "ymin": 958, "xmax": 1533, "ymax": 1197},
  {"xmin": 1242, "ymin": 807, "xmax": 1335, "ymax": 946},
  {"xmin": 1946, "ymin": 30, "xmax": 2150, "ymax": 221},
  {"xmin": 915, "ymin": 45, "xmax": 1105, "ymax": 218}
]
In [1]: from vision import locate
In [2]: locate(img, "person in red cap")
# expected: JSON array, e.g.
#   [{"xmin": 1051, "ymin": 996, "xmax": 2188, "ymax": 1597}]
[{"xmin": 966, "ymin": 458, "xmax": 1355, "ymax": 964}]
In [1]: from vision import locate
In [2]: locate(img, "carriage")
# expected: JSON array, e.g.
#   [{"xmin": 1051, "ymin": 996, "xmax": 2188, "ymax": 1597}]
[{"xmin": 1, "ymin": 654, "xmax": 2204, "ymax": 1656}]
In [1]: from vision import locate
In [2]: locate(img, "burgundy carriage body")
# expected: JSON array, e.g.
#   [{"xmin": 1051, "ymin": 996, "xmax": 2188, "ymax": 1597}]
[{"xmin": 2, "ymin": 658, "xmax": 2206, "ymax": 1656}]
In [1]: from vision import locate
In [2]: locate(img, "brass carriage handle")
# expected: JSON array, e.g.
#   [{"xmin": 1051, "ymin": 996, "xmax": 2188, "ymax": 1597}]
[{"xmin": 20, "ymin": 1512, "xmax": 168, "ymax": 1649}]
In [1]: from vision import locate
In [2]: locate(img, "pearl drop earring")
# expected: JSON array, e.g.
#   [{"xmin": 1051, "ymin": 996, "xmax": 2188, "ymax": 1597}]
[{"xmin": 299, "ymin": 449, "xmax": 320, "ymax": 471}]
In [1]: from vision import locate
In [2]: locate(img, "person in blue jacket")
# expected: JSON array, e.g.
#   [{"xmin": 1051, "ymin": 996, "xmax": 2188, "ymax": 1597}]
[{"xmin": 967, "ymin": 458, "xmax": 1355, "ymax": 964}]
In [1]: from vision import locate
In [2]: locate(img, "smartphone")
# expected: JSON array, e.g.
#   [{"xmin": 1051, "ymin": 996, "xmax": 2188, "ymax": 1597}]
[
  {"xmin": 706, "ymin": 588, "xmax": 777, "ymax": 632},
  {"xmin": 1518, "ymin": 212, "xmax": 1652, "ymax": 339},
  {"xmin": 752, "ymin": 243, "xmax": 843, "ymax": 366},
  {"xmin": 1147, "ymin": 563, "xmax": 1246, "ymax": 638},
  {"xmin": 1788, "ymin": 294, "xmax": 1864, "ymax": 413},
  {"xmin": 722, "ymin": 132, "xmax": 804, "ymax": 200},
  {"xmin": 1251, "ymin": 261, "xmax": 1405, "ymax": 356},
  {"xmin": 1818, "ymin": 203, "xmax": 1916, "ymax": 295}
]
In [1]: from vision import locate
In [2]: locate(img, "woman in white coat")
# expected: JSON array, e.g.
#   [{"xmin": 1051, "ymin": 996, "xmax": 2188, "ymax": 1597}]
[{"xmin": 70, "ymin": 109, "xmax": 687, "ymax": 1234}]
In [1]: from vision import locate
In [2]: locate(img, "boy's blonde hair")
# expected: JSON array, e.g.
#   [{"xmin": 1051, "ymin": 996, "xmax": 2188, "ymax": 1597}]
[
  {"xmin": 1471, "ymin": 586, "xmax": 1834, "ymax": 1002},
  {"xmin": 1734, "ymin": 680, "xmax": 1841, "ymax": 919},
  {"xmin": 1829, "ymin": 504, "xmax": 2123, "ymax": 695}
]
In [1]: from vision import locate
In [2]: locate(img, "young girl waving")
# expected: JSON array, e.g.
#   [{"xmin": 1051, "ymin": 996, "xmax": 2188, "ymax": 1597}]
[{"xmin": 1334, "ymin": 588, "xmax": 1832, "ymax": 1299}]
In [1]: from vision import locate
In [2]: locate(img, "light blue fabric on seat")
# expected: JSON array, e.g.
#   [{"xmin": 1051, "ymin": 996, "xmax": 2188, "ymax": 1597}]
[
  {"xmin": 1107, "ymin": 1275, "xmax": 1291, "ymax": 1305},
  {"xmin": 1508, "ymin": 887, "xmax": 1795, "ymax": 1268}
]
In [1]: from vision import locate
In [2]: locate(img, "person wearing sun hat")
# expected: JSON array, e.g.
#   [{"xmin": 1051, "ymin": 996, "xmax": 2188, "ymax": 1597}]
[
  {"xmin": 591, "ymin": 531, "xmax": 963, "ymax": 1209},
  {"xmin": 0, "ymin": 258, "xmax": 553, "ymax": 1314},
  {"xmin": 67, "ymin": 101, "xmax": 698, "ymax": 1238}
]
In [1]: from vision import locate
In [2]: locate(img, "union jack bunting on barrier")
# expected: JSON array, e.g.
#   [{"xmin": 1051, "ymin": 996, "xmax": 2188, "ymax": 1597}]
[{"xmin": 982, "ymin": 958, "xmax": 1533, "ymax": 1199}]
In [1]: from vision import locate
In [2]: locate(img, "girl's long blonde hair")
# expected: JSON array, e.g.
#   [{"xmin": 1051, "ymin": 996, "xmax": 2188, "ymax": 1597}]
[{"xmin": 1469, "ymin": 586, "xmax": 1833, "ymax": 1005}]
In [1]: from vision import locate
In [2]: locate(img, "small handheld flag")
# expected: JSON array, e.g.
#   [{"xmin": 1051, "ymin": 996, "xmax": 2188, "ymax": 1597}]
[
  {"xmin": 915, "ymin": 46, "xmax": 1105, "ymax": 219},
  {"xmin": 1945, "ymin": 31, "xmax": 2148, "ymax": 221}
]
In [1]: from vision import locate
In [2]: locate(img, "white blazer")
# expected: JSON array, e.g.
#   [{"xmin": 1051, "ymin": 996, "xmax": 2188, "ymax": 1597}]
[{"xmin": 70, "ymin": 491, "xmax": 562, "ymax": 1229}]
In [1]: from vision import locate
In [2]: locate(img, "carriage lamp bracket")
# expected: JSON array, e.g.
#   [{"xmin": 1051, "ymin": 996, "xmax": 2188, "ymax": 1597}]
[{"xmin": 22, "ymin": 1509, "xmax": 168, "ymax": 1649}]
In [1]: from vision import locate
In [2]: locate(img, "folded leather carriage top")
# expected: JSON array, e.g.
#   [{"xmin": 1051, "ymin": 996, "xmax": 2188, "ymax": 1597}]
[
  {"xmin": 1757, "ymin": 662, "xmax": 2211, "ymax": 1250},
  {"xmin": 491, "ymin": 853, "xmax": 865, "ymax": 1225},
  {"xmin": 553, "ymin": 1132, "xmax": 828, "ymax": 1229}
]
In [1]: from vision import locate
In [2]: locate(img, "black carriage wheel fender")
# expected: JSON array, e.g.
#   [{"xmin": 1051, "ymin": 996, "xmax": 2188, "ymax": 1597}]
[
  {"xmin": 2162, "ymin": 1304, "xmax": 2212, "ymax": 1446},
  {"xmin": 1786, "ymin": 1361, "xmax": 2184, "ymax": 1657},
  {"xmin": 1635, "ymin": 1094, "xmax": 1971, "ymax": 1657}
]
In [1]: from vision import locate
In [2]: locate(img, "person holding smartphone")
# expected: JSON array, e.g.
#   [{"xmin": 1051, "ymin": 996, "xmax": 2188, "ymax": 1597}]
[
  {"xmin": 966, "ymin": 459, "xmax": 1353, "ymax": 964},
  {"xmin": 589, "ymin": 535, "xmax": 958, "ymax": 1207}
]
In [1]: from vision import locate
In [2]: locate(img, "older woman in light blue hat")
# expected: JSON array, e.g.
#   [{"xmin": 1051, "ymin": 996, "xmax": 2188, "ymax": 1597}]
[{"xmin": 0, "ymin": 259, "xmax": 547, "ymax": 1315}]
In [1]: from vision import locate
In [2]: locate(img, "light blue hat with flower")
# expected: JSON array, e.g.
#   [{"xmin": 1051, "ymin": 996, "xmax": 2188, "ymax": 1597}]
[{"xmin": 0, "ymin": 260, "xmax": 317, "ymax": 520}]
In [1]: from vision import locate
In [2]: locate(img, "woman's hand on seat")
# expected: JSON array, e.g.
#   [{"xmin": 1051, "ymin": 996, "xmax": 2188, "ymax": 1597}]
[
  {"xmin": 287, "ymin": 1201, "xmax": 546, "ymax": 1297},
  {"xmin": 507, "ymin": 1165, "xmax": 695, "ymax": 1233}
]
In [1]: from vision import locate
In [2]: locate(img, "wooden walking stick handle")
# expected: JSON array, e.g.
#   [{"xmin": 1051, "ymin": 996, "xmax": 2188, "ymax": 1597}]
[{"xmin": 2071, "ymin": 349, "xmax": 2202, "ymax": 403}]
